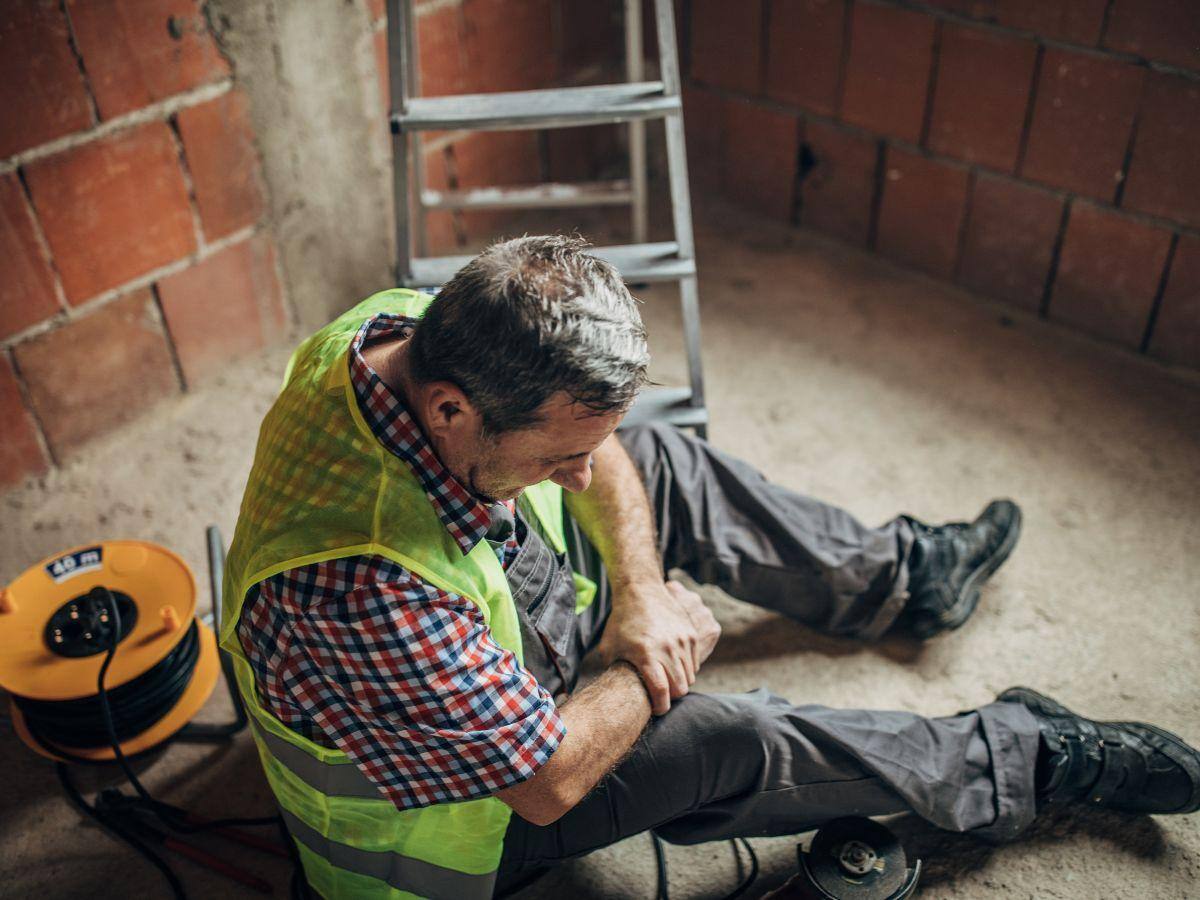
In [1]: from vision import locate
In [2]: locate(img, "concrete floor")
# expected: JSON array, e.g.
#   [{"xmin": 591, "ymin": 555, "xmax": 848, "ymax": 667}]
[{"xmin": 2, "ymin": 199, "xmax": 1199, "ymax": 898}]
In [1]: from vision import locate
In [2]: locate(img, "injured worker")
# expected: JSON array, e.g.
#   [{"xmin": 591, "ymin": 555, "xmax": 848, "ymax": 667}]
[{"xmin": 219, "ymin": 235, "xmax": 1200, "ymax": 899}]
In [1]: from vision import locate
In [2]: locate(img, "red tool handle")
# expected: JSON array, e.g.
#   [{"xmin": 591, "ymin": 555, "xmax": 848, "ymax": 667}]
[
  {"xmin": 163, "ymin": 835, "xmax": 273, "ymax": 894},
  {"xmin": 181, "ymin": 813, "xmax": 290, "ymax": 858}
]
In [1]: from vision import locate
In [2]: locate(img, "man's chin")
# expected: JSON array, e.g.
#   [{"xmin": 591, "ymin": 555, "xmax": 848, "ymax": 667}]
[{"xmin": 472, "ymin": 484, "xmax": 524, "ymax": 504}]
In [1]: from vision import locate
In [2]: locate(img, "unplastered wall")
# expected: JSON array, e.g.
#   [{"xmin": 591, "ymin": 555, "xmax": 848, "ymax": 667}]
[
  {"xmin": 681, "ymin": 0, "xmax": 1200, "ymax": 375},
  {"xmin": 1, "ymin": 0, "xmax": 287, "ymax": 489},
  {"xmin": 1, "ymin": 0, "xmax": 631, "ymax": 491}
]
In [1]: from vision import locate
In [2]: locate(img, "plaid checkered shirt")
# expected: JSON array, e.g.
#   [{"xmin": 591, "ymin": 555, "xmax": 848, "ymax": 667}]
[{"xmin": 238, "ymin": 312, "xmax": 565, "ymax": 810}]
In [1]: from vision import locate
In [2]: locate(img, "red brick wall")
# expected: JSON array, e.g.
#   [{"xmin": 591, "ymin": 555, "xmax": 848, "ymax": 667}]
[
  {"xmin": 1, "ymin": 0, "xmax": 631, "ymax": 488},
  {"xmin": 682, "ymin": 0, "xmax": 1200, "ymax": 374},
  {"xmin": 1, "ymin": 0, "xmax": 285, "ymax": 487}
]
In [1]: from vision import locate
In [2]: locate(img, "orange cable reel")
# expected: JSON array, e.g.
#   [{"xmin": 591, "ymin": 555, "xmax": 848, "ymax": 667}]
[{"xmin": 0, "ymin": 541, "xmax": 220, "ymax": 761}]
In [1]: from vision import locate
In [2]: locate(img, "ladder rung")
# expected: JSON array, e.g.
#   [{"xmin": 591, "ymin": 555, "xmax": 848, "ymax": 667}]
[
  {"xmin": 421, "ymin": 181, "xmax": 633, "ymax": 211},
  {"xmin": 619, "ymin": 386, "xmax": 708, "ymax": 430},
  {"xmin": 393, "ymin": 82, "xmax": 680, "ymax": 132},
  {"xmin": 404, "ymin": 242, "xmax": 696, "ymax": 287}
]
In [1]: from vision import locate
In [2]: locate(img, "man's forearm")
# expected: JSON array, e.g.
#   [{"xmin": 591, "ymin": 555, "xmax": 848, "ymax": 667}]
[
  {"xmin": 564, "ymin": 433, "xmax": 661, "ymax": 591},
  {"xmin": 498, "ymin": 661, "xmax": 651, "ymax": 825},
  {"xmin": 565, "ymin": 432, "xmax": 721, "ymax": 715}
]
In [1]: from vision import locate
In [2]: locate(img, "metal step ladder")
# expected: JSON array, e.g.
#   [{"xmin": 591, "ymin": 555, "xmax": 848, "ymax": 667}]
[{"xmin": 385, "ymin": 0, "xmax": 707, "ymax": 436}]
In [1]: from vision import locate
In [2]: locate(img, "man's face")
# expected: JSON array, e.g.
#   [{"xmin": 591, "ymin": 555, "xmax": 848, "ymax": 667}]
[{"xmin": 457, "ymin": 393, "xmax": 624, "ymax": 502}]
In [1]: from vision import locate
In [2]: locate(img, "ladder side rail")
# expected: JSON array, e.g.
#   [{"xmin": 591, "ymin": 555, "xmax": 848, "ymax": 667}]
[
  {"xmin": 406, "ymin": 2, "xmax": 428, "ymax": 258},
  {"xmin": 625, "ymin": 0, "xmax": 649, "ymax": 244},
  {"xmin": 652, "ymin": 0, "xmax": 694, "ymax": 262},
  {"xmin": 387, "ymin": 0, "xmax": 414, "ymax": 282},
  {"xmin": 652, "ymin": 0, "xmax": 704, "ymax": 417}
]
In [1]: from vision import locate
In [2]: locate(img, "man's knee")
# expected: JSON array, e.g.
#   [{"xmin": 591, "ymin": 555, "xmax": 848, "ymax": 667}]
[
  {"xmin": 617, "ymin": 420, "xmax": 712, "ymax": 486},
  {"xmin": 648, "ymin": 690, "xmax": 782, "ymax": 768},
  {"xmin": 616, "ymin": 421, "xmax": 676, "ymax": 469}
]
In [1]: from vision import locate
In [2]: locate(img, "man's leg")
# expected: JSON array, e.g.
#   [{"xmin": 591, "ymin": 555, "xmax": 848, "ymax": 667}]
[
  {"xmin": 615, "ymin": 423, "xmax": 1019, "ymax": 641},
  {"xmin": 497, "ymin": 689, "xmax": 1040, "ymax": 891},
  {"xmin": 614, "ymin": 422, "xmax": 915, "ymax": 639}
]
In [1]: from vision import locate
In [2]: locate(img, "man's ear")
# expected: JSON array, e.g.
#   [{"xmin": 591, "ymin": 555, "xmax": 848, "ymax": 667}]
[{"xmin": 421, "ymin": 381, "xmax": 481, "ymax": 440}]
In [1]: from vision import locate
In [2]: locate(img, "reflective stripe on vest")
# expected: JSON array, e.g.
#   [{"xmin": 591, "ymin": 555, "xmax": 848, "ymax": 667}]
[
  {"xmin": 249, "ymin": 718, "xmax": 383, "ymax": 800},
  {"xmin": 281, "ymin": 809, "xmax": 497, "ymax": 900}
]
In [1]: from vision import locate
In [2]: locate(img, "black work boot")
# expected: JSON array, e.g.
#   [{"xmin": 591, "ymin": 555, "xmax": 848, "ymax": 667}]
[
  {"xmin": 894, "ymin": 499, "xmax": 1022, "ymax": 639},
  {"xmin": 998, "ymin": 686, "xmax": 1200, "ymax": 815}
]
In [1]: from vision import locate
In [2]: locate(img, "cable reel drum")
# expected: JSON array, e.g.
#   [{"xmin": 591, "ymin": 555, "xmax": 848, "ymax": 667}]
[{"xmin": 0, "ymin": 541, "xmax": 221, "ymax": 761}]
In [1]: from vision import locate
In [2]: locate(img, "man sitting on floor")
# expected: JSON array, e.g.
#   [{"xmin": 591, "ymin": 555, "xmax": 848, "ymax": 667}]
[{"xmin": 220, "ymin": 235, "xmax": 1200, "ymax": 899}]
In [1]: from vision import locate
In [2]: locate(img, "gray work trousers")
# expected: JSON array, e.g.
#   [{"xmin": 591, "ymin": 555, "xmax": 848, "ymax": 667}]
[{"xmin": 496, "ymin": 423, "xmax": 1040, "ymax": 890}]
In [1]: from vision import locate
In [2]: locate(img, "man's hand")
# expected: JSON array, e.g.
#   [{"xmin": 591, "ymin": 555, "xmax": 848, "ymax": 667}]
[{"xmin": 596, "ymin": 579, "xmax": 721, "ymax": 715}]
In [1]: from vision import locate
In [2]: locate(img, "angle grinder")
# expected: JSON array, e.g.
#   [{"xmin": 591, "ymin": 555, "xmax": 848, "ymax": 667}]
[{"xmin": 765, "ymin": 817, "xmax": 921, "ymax": 900}]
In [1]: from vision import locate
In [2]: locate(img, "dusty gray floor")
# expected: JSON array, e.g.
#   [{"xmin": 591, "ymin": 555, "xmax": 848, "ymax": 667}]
[{"xmin": 2, "ymin": 199, "xmax": 1198, "ymax": 898}]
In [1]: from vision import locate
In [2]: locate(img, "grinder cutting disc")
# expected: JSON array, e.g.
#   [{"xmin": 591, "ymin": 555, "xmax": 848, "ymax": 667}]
[{"xmin": 799, "ymin": 817, "xmax": 918, "ymax": 899}]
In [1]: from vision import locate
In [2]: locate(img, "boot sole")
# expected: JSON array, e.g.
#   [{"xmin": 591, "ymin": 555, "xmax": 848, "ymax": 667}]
[
  {"xmin": 998, "ymin": 686, "xmax": 1200, "ymax": 815},
  {"xmin": 916, "ymin": 500, "xmax": 1022, "ymax": 638}
]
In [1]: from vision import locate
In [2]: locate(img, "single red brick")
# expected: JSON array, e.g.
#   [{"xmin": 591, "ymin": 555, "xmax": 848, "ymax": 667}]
[
  {"xmin": 1021, "ymin": 49, "xmax": 1143, "ymax": 201},
  {"xmin": 0, "ymin": 173, "xmax": 61, "ymax": 339},
  {"xmin": 766, "ymin": 0, "xmax": 847, "ymax": 116},
  {"xmin": 0, "ymin": 353, "xmax": 49, "ymax": 485},
  {"xmin": 1148, "ymin": 235, "xmax": 1200, "ymax": 368},
  {"xmin": 24, "ymin": 122, "xmax": 197, "ymax": 304},
  {"xmin": 721, "ymin": 99, "xmax": 800, "ymax": 221},
  {"xmin": 157, "ymin": 234, "xmax": 285, "ymax": 384},
  {"xmin": 1123, "ymin": 73, "xmax": 1200, "ymax": 229},
  {"xmin": 176, "ymin": 90, "xmax": 266, "ymax": 241},
  {"xmin": 959, "ymin": 173, "xmax": 1064, "ymax": 311},
  {"xmin": 841, "ymin": 4, "xmax": 936, "ymax": 145},
  {"xmin": 66, "ymin": 0, "xmax": 230, "ymax": 120},
  {"xmin": 876, "ymin": 147, "xmax": 970, "ymax": 278},
  {"xmin": 798, "ymin": 120, "xmax": 879, "ymax": 246},
  {"xmin": 1048, "ymin": 201, "xmax": 1172, "ymax": 348},
  {"xmin": 12, "ymin": 289, "xmax": 180, "ymax": 457},
  {"xmin": 689, "ymin": 0, "xmax": 764, "ymax": 96},
  {"xmin": 928, "ymin": 25, "xmax": 1037, "ymax": 172},
  {"xmin": 0, "ymin": 4, "xmax": 93, "ymax": 158},
  {"xmin": 993, "ymin": 0, "xmax": 1109, "ymax": 45},
  {"xmin": 366, "ymin": 0, "xmax": 386, "ymax": 24},
  {"xmin": 1104, "ymin": 0, "xmax": 1200, "ymax": 71}
]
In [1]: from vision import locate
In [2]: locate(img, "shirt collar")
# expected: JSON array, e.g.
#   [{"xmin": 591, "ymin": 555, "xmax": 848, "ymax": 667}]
[{"xmin": 347, "ymin": 312, "xmax": 494, "ymax": 556}]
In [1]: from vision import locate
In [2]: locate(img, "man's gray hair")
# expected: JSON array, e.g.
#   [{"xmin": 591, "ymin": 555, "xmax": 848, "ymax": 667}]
[{"xmin": 408, "ymin": 235, "xmax": 650, "ymax": 434}]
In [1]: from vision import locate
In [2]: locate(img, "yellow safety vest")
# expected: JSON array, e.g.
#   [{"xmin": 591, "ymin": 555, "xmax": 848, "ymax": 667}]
[{"xmin": 219, "ymin": 289, "xmax": 592, "ymax": 899}]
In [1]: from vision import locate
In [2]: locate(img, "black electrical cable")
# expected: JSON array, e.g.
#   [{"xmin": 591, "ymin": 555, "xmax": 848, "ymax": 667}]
[
  {"xmin": 57, "ymin": 761, "xmax": 186, "ymax": 900},
  {"xmin": 15, "ymin": 621, "xmax": 201, "ymax": 750},
  {"xmin": 47, "ymin": 587, "xmax": 282, "ymax": 900},
  {"xmin": 653, "ymin": 832, "xmax": 760, "ymax": 900},
  {"xmin": 725, "ymin": 838, "xmax": 760, "ymax": 900}
]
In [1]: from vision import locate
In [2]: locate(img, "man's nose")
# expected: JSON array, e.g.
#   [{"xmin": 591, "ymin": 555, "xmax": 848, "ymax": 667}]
[{"xmin": 552, "ymin": 456, "xmax": 593, "ymax": 493}]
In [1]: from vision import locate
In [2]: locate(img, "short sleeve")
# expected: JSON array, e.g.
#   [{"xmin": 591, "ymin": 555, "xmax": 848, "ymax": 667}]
[{"xmin": 283, "ymin": 576, "xmax": 565, "ymax": 809}]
